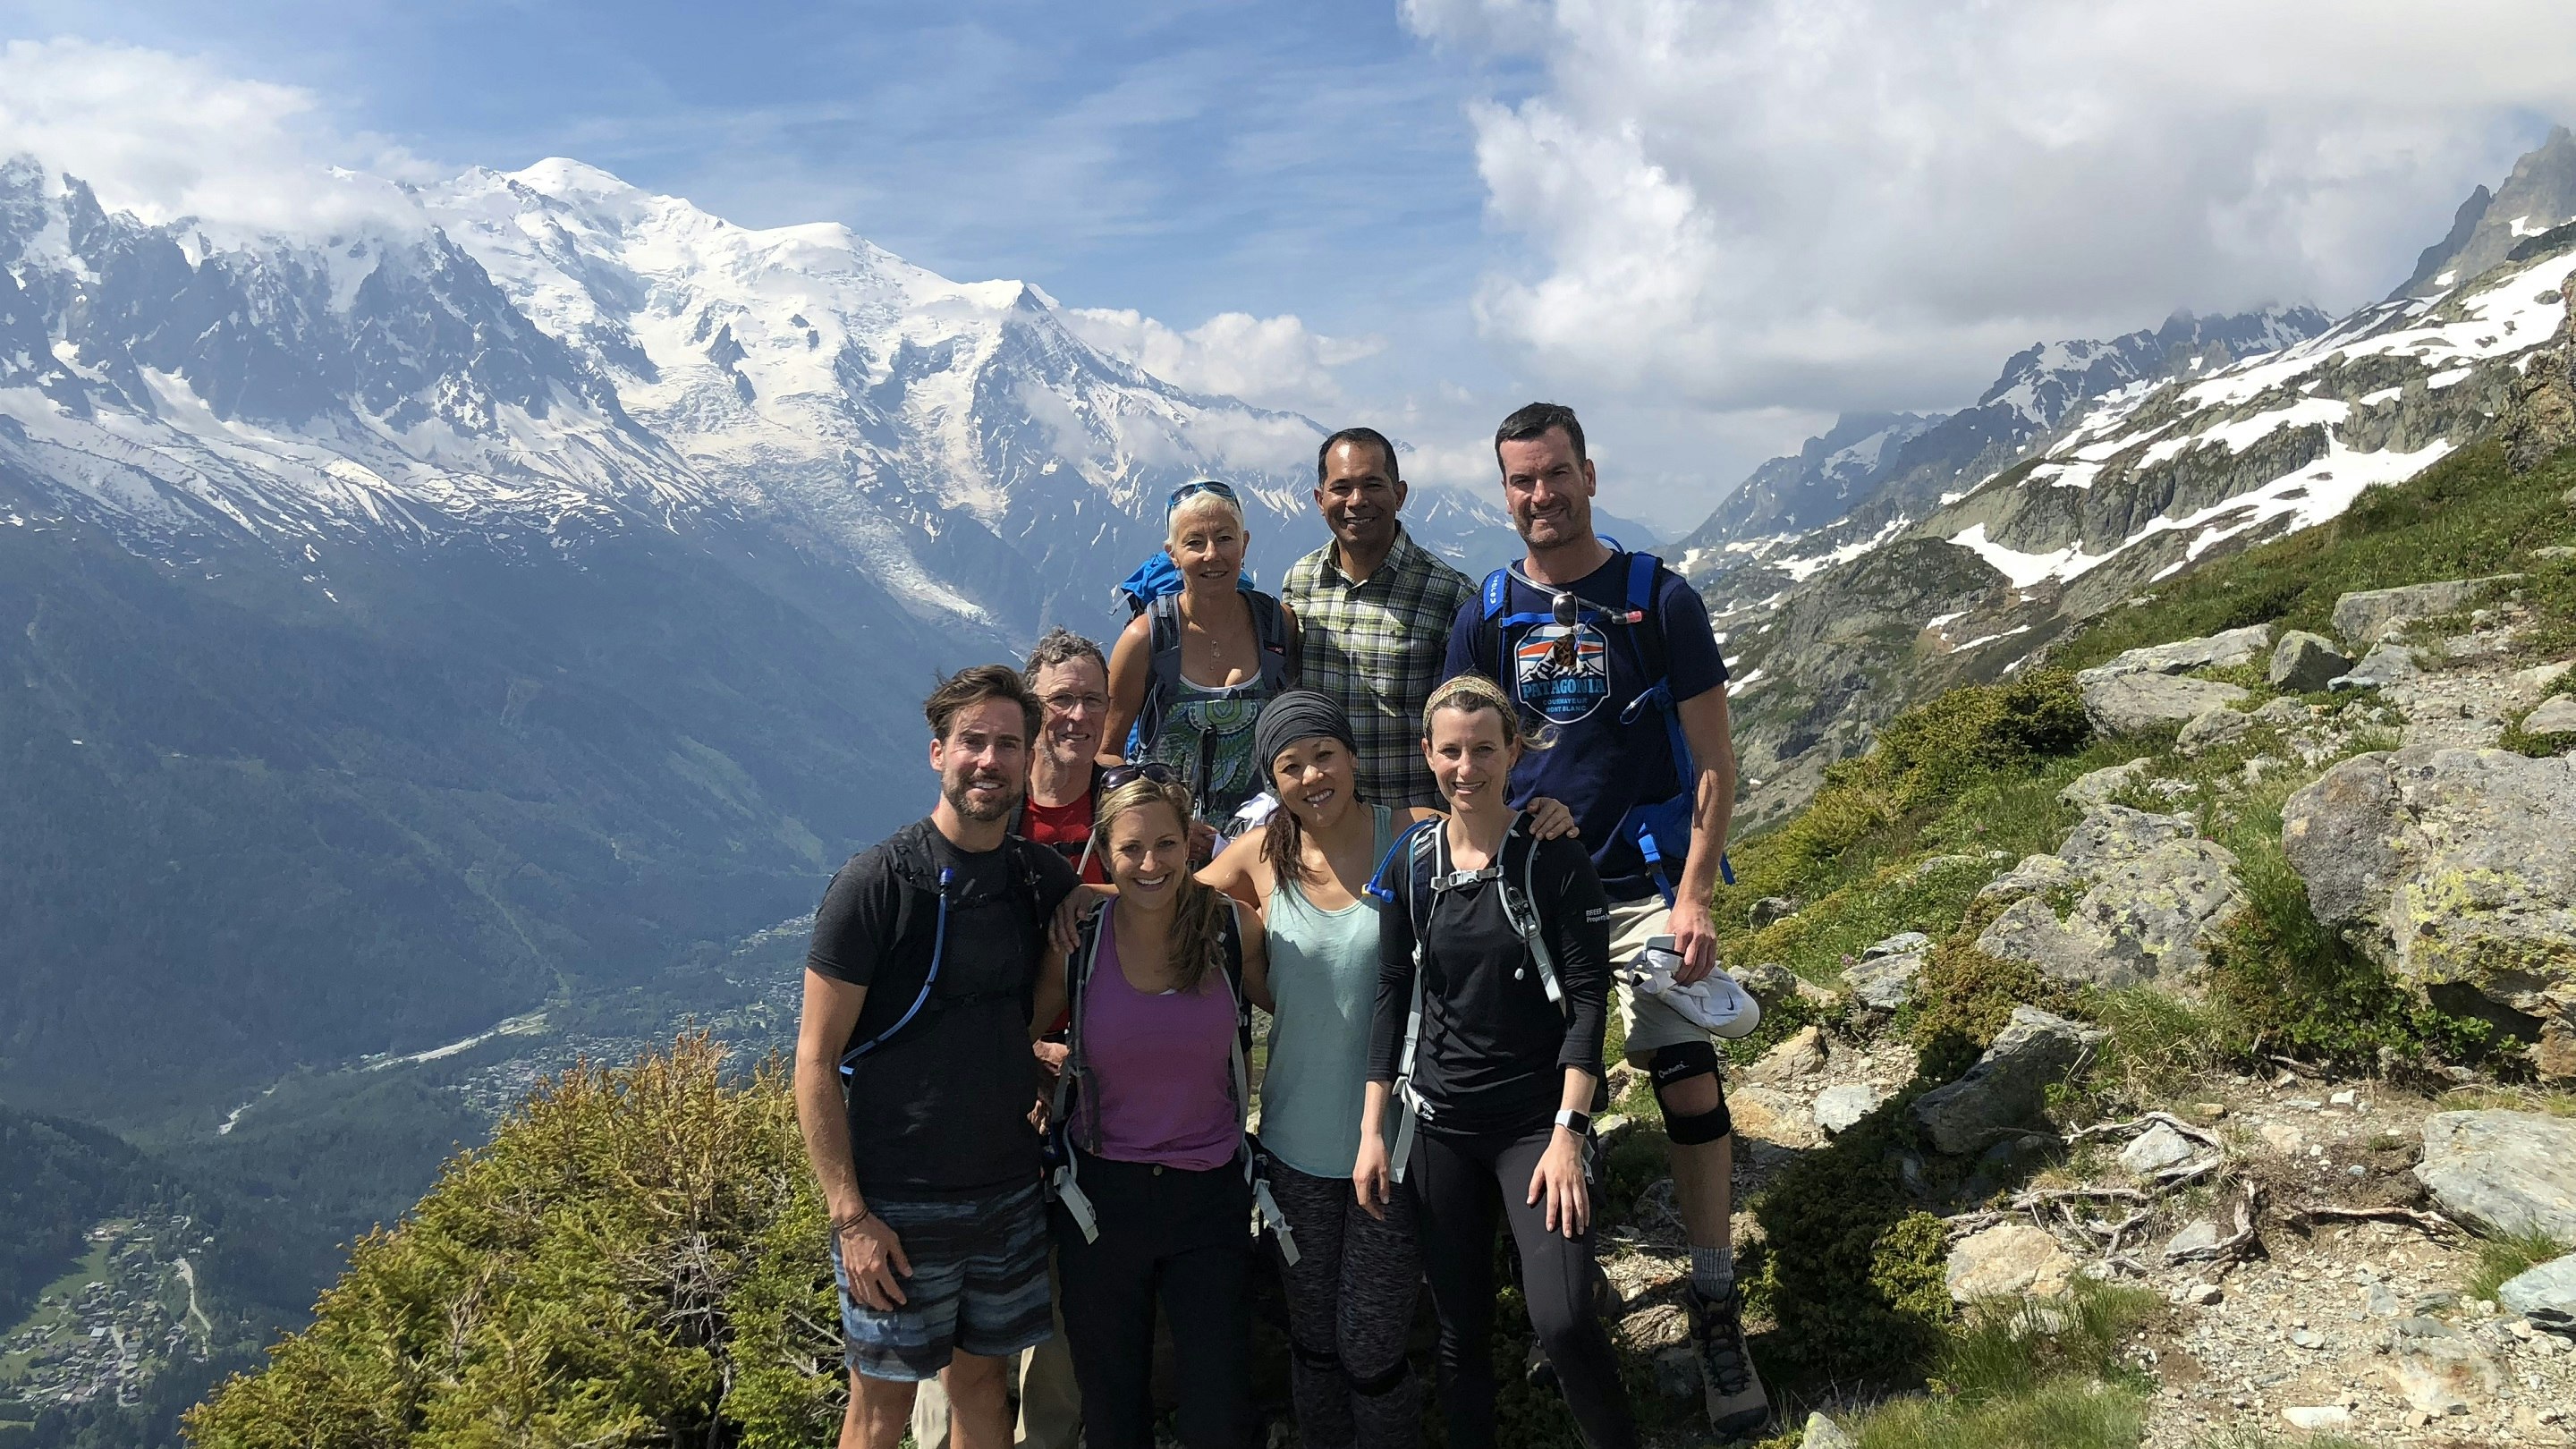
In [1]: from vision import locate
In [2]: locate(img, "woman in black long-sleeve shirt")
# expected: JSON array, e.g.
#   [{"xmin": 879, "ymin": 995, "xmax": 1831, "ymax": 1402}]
[{"xmin": 1353, "ymin": 674, "xmax": 1635, "ymax": 1449}]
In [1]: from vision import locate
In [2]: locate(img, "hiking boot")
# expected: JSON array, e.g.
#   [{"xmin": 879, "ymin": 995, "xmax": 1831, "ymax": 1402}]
[{"xmin": 1686, "ymin": 1282, "xmax": 1768, "ymax": 1439}]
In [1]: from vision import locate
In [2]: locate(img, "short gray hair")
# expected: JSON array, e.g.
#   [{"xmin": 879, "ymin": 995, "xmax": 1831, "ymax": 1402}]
[{"xmin": 1024, "ymin": 627, "xmax": 1106, "ymax": 680}]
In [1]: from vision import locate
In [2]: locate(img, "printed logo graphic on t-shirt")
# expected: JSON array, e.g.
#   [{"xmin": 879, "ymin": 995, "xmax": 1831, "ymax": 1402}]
[{"xmin": 1513, "ymin": 623, "xmax": 1608, "ymax": 723}]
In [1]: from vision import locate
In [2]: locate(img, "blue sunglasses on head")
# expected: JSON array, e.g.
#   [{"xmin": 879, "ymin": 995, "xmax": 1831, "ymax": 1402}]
[{"xmin": 1166, "ymin": 478, "xmax": 1238, "ymax": 513}]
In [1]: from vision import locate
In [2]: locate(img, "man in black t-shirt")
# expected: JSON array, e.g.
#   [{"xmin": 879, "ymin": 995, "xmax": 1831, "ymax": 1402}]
[{"xmin": 796, "ymin": 665, "xmax": 1080, "ymax": 1449}]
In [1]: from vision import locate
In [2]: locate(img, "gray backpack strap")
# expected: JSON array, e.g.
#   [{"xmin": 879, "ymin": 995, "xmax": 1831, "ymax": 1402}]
[
  {"xmin": 1046, "ymin": 912, "xmax": 1108, "ymax": 1243},
  {"xmin": 1388, "ymin": 824, "xmax": 1440, "ymax": 1184},
  {"xmin": 1138, "ymin": 594, "xmax": 1185, "ymax": 756},
  {"xmin": 1495, "ymin": 819, "xmax": 1568, "ymax": 1019},
  {"xmin": 1249, "ymin": 589, "xmax": 1292, "ymax": 691}
]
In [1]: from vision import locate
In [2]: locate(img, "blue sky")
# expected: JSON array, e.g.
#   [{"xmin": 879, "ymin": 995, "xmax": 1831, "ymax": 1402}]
[{"xmin": 4, "ymin": 2, "xmax": 2573, "ymax": 532}]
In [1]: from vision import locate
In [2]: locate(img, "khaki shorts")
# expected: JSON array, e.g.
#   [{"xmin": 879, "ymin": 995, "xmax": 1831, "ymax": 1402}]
[{"xmin": 1606, "ymin": 895, "xmax": 1713, "ymax": 1063}]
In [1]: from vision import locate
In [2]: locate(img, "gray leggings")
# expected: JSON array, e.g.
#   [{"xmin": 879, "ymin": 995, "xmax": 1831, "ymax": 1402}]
[{"xmin": 1264, "ymin": 1160, "xmax": 1421, "ymax": 1449}]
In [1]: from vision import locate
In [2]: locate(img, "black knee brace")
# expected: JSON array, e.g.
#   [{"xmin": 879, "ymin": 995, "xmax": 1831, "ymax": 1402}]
[
  {"xmin": 1291, "ymin": 1339, "xmax": 1343, "ymax": 1377},
  {"xmin": 1648, "ymin": 1040, "xmax": 1733, "ymax": 1145},
  {"xmin": 1344, "ymin": 1352, "xmax": 1409, "ymax": 1397}
]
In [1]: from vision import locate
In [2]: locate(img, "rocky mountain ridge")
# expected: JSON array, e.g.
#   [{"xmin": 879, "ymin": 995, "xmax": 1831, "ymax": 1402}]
[
  {"xmin": 1711, "ymin": 131, "xmax": 2576, "ymax": 826},
  {"xmin": 1675, "ymin": 308, "xmax": 2332, "ymax": 609}
]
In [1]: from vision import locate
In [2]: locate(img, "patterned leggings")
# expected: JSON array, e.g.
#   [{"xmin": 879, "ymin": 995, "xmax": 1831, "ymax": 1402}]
[{"xmin": 1264, "ymin": 1160, "xmax": 1422, "ymax": 1449}]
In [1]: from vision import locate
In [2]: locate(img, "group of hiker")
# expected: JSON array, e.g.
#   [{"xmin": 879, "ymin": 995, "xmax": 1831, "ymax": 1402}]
[{"xmin": 792, "ymin": 402, "xmax": 1769, "ymax": 1449}]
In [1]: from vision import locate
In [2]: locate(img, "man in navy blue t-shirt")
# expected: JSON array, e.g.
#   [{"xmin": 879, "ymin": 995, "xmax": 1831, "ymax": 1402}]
[{"xmin": 1439, "ymin": 402, "xmax": 1767, "ymax": 1437}]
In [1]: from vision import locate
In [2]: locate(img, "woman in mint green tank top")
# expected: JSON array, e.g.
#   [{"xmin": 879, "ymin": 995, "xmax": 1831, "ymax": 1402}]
[
  {"xmin": 1202, "ymin": 693, "xmax": 1577, "ymax": 1449},
  {"xmin": 1202, "ymin": 691, "xmax": 1430, "ymax": 1449}
]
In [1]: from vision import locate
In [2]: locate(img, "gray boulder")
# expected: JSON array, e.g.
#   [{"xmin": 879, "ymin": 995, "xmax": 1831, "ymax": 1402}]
[
  {"xmin": 1749, "ymin": 894, "xmax": 1800, "ymax": 928},
  {"xmin": 2284, "ymin": 748, "xmax": 2576, "ymax": 1078},
  {"xmin": 2060, "ymin": 758, "xmax": 2152, "ymax": 809},
  {"xmin": 1975, "ymin": 807, "xmax": 2245, "ymax": 991},
  {"xmin": 2162, "ymin": 1219, "xmax": 2224, "ymax": 1262},
  {"xmin": 2414, "ymin": 1112, "xmax": 2576, "ymax": 1240},
  {"xmin": 2523, "ymin": 694, "xmax": 2576, "ymax": 735},
  {"xmin": 1945, "ymin": 1222, "xmax": 2077, "ymax": 1301},
  {"xmin": 1814, "ymin": 1083, "xmax": 1879, "ymax": 1135},
  {"xmin": 2497, "ymin": 1252, "xmax": 2576, "ymax": 1332},
  {"xmin": 2074, "ymin": 624, "xmax": 2273, "ymax": 683},
  {"xmin": 2268, "ymin": 629, "xmax": 2353, "ymax": 691},
  {"xmin": 1844, "ymin": 950, "xmax": 1924, "ymax": 1013},
  {"xmin": 2119, "ymin": 1121, "xmax": 2199, "ymax": 1175},
  {"xmin": 2514, "ymin": 661, "xmax": 2573, "ymax": 703},
  {"xmin": 1728, "ymin": 961, "xmax": 1803, "ymax": 1019},
  {"xmin": 2352, "ymin": 641, "xmax": 2423, "ymax": 685},
  {"xmin": 2250, "ymin": 696, "xmax": 2311, "ymax": 726},
  {"xmin": 2331, "ymin": 574, "xmax": 2522, "ymax": 648},
  {"xmin": 1911, "ymin": 1006, "xmax": 2105, "ymax": 1155},
  {"xmin": 2384, "ymin": 1318, "xmax": 2499, "ymax": 1415},
  {"xmin": 2176, "ymin": 705, "xmax": 2252, "ymax": 754},
  {"xmin": 2082, "ymin": 673, "xmax": 2251, "ymax": 736},
  {"xmin": 1864, "ymin": 930, "xmax": 1933, "ymax": 959},
  {"xmin": 1801, "ymin": 1412, "xmax": 1857, "ymax": 1449}
]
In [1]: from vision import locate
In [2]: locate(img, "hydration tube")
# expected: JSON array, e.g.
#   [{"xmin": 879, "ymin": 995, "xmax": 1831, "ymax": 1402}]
[{"xmin": 839, "ymin": 866, "xmax": 953, "ymax": 1072}]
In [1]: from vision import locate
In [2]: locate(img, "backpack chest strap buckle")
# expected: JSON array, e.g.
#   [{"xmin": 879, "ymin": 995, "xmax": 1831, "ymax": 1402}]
[{"xmin": 1428, "ymin": 864, "xmax": 1501, "ymax": 893}]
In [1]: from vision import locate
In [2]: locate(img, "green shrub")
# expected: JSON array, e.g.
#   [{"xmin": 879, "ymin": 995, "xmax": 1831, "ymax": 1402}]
[
  {"xmin": 1744, "ymin": 1093, "xmax": 1953, "ymax": 1380},
  {"xmin": 187, "ymin": 1038, "xmax": 837, "ymax": 1449},
  {"xmin": 1907, "ymin": 944, "xmax": 2080, "ymax": 1083},
  {"xmin": 1721, "ymin": 671, "xmax": 2092, "ymax": 912},
  {"xmin": 2203, "ymin": 831, "xmax": 2500, "ymax": 1072},
  {"xmin": 2086, "ymin": 988, "xmax": 2250, "ymax": 1112}
]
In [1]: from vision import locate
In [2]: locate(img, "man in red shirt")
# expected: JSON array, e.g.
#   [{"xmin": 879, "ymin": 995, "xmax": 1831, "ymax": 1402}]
[{"xmin": 1015, "ymin": 628, "xmax": 1113, "ymax": 883}]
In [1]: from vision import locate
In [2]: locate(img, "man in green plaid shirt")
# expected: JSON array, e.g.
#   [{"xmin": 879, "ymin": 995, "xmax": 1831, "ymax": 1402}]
[{"xmin": 1279, "ymin": 427, "xmax": 1476, "ymax": 809}]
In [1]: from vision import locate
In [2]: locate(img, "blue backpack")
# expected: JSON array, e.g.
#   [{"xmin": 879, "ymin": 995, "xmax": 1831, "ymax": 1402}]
[
  {"xmin": 1111, "ymin": 552, "xmax": 1249, "ymax": 616},
  {"xmin": 1473, "ymin": 549, "xmax": 1732, "ymax": 902}
]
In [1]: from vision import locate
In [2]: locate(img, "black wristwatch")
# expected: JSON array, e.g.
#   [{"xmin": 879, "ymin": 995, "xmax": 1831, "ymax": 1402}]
[{"xmin": 1554, "ymin": 1108, "xmax": 1592, "ymax": 1137}]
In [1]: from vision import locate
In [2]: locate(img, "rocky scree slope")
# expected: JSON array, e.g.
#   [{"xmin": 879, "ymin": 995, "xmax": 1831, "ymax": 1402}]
[{"xmin": 1716, "ymin": 145, "xmax": 2576, "ymax": 830}]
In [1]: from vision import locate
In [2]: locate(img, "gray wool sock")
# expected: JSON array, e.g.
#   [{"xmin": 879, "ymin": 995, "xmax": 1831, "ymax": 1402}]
[{"xmin": 1691, "ymin": 1244, "xmax": 1734, "ymax": 1298}]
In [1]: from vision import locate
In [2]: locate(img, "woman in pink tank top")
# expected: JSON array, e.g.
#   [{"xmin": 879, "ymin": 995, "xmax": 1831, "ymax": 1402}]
[{"xmin": 1027, "ymin": 773, "xmax": 1269, "ymax": 1449}]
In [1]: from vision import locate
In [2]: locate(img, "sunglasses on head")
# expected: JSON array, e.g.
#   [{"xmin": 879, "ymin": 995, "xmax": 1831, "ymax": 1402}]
[
  {"xmin": 1165, "ymin": 479, "xmax": 1239, "ymax": 513},
  {"xmin": 1097, "ymin": 761, "xmax": 1180, "ymax": 792}
]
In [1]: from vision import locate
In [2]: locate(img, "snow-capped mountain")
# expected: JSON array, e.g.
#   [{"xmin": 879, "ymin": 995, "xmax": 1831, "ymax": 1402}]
[
  {"xmin": 1675, "ymin": 307, "xmax": 2332, "ymax": 609},
  {"xmin": 0, "ymin": 148, "xmax": 1511, "ymax": 1121},
  {"xmin": 1716, "ymin": 132, "xmax": 2576, "ymax": 824},
  {"xmin": 3, "ymin": 153, "xmax": 1504, "ymax": 638},
  {"xmin": 418, "ymin": 158, "xmax": 1501, "ymax": 629},
  {"xmin": 0, "ymin": 157, "xmax": 708, "ymax": 555}
]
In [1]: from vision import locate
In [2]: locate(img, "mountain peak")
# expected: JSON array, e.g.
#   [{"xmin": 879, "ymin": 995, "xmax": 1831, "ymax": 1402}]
[
  {"xmin": 2394, "ymin": 124, "xmax": 2576, "ymax": 298},
  {"xmin": 507, "ymin": 157, "xmax": 644, "ymax": 201}
]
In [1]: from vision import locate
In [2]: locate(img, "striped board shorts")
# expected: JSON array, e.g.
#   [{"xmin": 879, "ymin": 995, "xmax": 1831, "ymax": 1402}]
[{"xmin": 829, "ymin": 1179, "xmax": 1055, "ymax": 1381}]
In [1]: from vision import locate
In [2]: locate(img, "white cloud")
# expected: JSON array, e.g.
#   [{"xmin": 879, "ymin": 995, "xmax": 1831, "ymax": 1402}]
[
  {"xmin": 0, "ymin": 38, "xmax": 433, "ymax": 240},
  {"xmin": 1061, "ymin": 306, "xmax": 1383, "ymax": 412},
  {"xmin": 1404, "ymin": 0, "xmax": 2576, "ymax": 416}
]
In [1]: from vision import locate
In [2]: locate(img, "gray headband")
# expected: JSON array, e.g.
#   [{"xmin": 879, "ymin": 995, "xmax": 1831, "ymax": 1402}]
[{"xmin": 1253, "ymin": 691, "xmax": 1358, "ymax": 782}]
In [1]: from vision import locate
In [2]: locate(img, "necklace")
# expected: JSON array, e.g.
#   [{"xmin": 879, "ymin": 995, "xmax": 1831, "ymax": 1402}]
[{"xmin": 1182, "ymin": 597, "xmax": 1235, "ymax": 661}]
